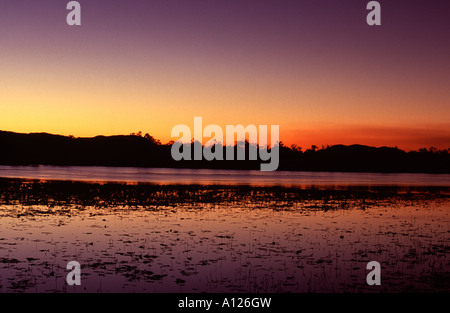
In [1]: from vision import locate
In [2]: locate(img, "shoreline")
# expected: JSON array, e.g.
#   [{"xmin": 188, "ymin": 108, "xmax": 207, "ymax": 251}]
[{"xmin": 1, "ymin": 177, "xmax": 450, "ymax": 208}]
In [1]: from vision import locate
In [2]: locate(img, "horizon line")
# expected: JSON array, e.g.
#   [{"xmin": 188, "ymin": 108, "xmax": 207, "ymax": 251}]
[{"xmin": 1, "ymin": 129, "xmax": 449, "ymax": 153}]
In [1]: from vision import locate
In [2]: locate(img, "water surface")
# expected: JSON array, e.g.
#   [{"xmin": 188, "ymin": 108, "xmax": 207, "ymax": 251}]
[
  {"xmin": 0, "ymin": 181, "xmax": 449, "ymax": 293},
  {"xmin": 1, "ymin": 165, "xmax": 449, "ymax": 187}
]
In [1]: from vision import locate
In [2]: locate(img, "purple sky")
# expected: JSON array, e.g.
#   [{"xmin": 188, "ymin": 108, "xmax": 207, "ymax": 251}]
[{"xmin": 1, "ymin": 1, "xmax": 449, "ymax": 149}]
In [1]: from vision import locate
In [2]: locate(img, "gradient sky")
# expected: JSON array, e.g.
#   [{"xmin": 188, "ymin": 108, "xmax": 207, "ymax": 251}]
[{"xmin": 0, "ymin": 0, "xmax": 449, "ymax": 150}]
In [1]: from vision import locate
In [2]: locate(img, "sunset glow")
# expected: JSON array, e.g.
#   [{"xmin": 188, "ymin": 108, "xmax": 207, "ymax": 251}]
[{"xmin": 1, "ymin": 1, "xmax": 449, "ymax": 150}]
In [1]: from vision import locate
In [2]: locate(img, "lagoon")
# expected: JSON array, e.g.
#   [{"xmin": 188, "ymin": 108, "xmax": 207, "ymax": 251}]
[{"xmin": 0, "ymin": 165, "xmax": 449, "ymax": 187}]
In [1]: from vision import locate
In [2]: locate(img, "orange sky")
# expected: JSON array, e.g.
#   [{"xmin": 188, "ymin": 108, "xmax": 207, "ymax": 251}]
[{"xmin": 0, "ymin": 1, "xmax": 449, "ymax": 151}]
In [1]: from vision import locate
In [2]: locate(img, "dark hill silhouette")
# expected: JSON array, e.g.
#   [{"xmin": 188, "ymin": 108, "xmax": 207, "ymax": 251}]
[{"xmin": 0, "ymin": 130, "xmax": 449, "ymax": 173}]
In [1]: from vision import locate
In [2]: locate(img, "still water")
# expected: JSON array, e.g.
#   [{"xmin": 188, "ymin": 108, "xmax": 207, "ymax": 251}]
[
  {"xmin": 0, "ymin": 165, "xmax": 449, "ymax": 186},
  {"xmin": 0, "ymin": 166, "xmax": 449, "ymax": 293},
  {"xmin": 0, "ymin": 182, "xmax": 449, "ymax": 293}
]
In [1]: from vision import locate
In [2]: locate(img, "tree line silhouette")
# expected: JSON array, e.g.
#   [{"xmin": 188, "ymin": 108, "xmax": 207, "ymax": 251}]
[{"xmin": 0, "ymin": 130, "xmax": 449, "ymax": 173}]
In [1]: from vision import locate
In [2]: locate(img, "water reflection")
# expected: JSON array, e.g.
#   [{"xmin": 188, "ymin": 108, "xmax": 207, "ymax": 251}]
[
  {"xmin": 0, "ymin": 181, "xmax": 449, "ymax": 292},
  {"xmin": 1, "ymin": 165, "xmax": 450, "ymax": 187}
]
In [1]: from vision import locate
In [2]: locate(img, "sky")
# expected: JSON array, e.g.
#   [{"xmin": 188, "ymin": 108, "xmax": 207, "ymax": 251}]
[{"xmin": 0, "ymin": 0, "xmax": 449, "ymax": 150}]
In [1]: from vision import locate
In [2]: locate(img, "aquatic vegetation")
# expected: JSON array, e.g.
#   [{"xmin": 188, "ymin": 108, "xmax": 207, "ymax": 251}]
[{"xmin": 0, "ymin": 179, "xmax": 449, "ymax": 292}]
